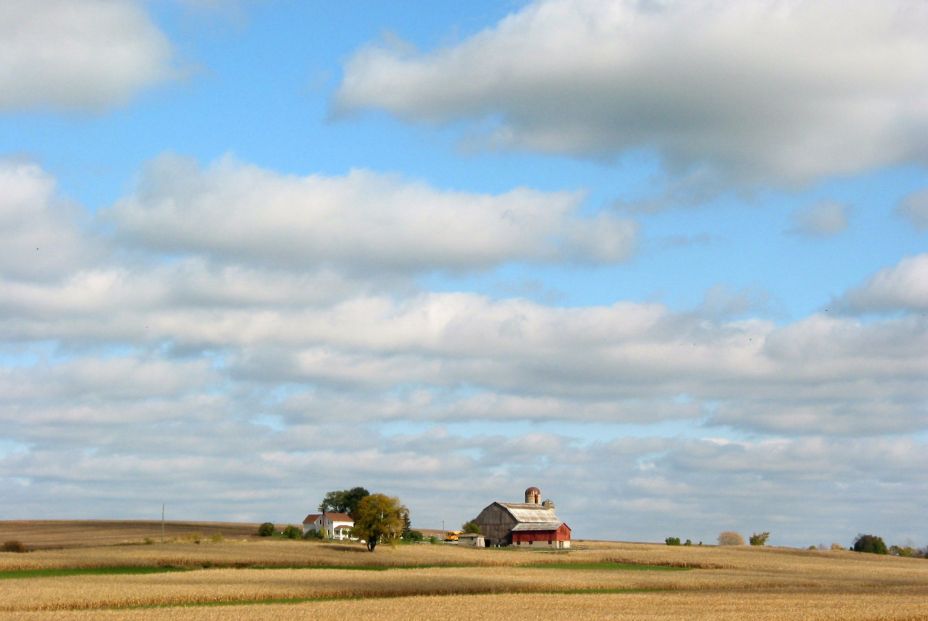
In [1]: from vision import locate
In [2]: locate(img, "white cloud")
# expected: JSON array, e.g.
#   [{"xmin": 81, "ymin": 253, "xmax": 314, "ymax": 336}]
[
  {"xmin": 788, "ymin": 201, "xmax": 850, "ymax": 238},
  {"xmin": 897, "ymin": 188, "xmax": 928, "ymax": 230},
  {"xmin": 107, "ymin": 154, "xmax": 637, "ymax": 272},
  {"xmin": 837, "ymin": 253, "xmax": 928, "ymax": 313},
  {"xmin": 0, "ymin": 159, "xmax": 100, "ymax": 279},
  {"xmin": 2, "ymin": 426, "xmax": 925, "ymax": 546},
  {"xmin": 0, "ymin": 164, "xmax": 923, "ymax": 440},
  {"xmin": 0, "ymin": 0, "xmax": 174, "ymax": 111},
  {"xmin": 2, "ymin": 161, "xmax": 927, "ymax": 545},
  {"xmin": 336, "ymin": 0, "xmax": 928, "ymax": 187}
]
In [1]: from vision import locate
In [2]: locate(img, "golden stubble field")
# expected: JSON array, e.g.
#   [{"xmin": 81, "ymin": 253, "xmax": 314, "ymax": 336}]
[{"xmin": 1, "ymin": 523, "xmax": 927, "ymax": 620}]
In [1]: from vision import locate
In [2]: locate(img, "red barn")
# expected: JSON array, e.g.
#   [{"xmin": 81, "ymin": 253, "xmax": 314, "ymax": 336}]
[
  {"xmin": 472, "ymin": 486, "xmax": 572, "ymax": 549},
  {"xmin": 511, "ymin": 522, "xmax": 572, "ymax": 547}
]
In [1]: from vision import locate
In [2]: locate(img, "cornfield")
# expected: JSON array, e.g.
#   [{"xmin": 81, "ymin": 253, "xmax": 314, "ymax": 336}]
[{"xmin": 1, "ymin": 524, "xmax": 926, "ymax": 619}]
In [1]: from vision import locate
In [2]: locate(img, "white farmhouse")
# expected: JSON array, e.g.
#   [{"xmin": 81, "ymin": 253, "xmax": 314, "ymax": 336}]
[{"xmin": 302, "ymin": 511, "xmax": 354, "ymax": 540}]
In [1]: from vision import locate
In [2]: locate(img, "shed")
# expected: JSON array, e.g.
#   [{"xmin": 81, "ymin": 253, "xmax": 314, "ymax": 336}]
[{"xmin": 458, "ymin": 532, "xmax": 486, "ymax": 547}]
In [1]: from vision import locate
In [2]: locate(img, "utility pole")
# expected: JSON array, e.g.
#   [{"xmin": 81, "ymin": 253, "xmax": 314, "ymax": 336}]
[{"xmin": 161, "ymin": 503, "xmax": 165, "ymax": 544}]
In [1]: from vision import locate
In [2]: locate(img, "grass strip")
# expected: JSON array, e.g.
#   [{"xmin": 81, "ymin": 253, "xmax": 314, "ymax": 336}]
[
  {"xmin": 0, "ymin": 566, "xmax": 188, "ymax": 580},
  {"xmin": 0, "ymin": 561, "xmax": 687, "ymax": 581},
  {"xmin": 526, "ymin": 561, "xmax": 690, "ymax": 572},
  {"xmin": 247, "ymin": 565, "xmax": 391, "ymax": 572}
]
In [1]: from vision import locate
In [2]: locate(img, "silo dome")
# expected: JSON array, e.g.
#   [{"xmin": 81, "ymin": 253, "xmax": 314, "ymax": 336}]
[{"xmin": 524, "ymin": 486, "xmax": 541, "ymax": 504}]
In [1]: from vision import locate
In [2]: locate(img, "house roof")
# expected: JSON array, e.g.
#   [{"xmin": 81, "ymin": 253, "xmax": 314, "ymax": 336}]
[
  {"xmin": 302, "ymin": 512, "xmax": 354, "ymax": 524},
  {"xmin": 511, "ymin": 522, "xmax": 564, "ymax": 532}
]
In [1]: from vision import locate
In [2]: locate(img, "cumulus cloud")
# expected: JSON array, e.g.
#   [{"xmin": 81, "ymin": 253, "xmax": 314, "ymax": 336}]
[
  {"xmin": 0, "ymin": 159, "xmax": 101, "ymax": 279},
  {"xmin": 2, "ymin": 161, "xmax": 926, "ymax": 544},
  {"xmin": 837, "ymin": 253, "xmax": 928, "ymax": 313},
  {"xmin": 336, "ymin": 0, "xmax": 928, "ymax": 187},
  {"xmin": 2, "ymin": 424, "xmax": 925, "ymax": 545},
  {"xmin": 0, "ymin": 0, "xmax": 174, "ymax": 111},
  {"xmin": 4, "ymin": 270, "xmax": 926, "ymax": 435},
  {"xmin": 787, "ymin": 201, "xmax": 850, "ymax": 238},
  {"xmin": 897, "ymin": 188, "xmax": 928, "ymax": 230},
  {"xmin": 107, "ymin": 154, "xmax": 637, "ymax": 271}
]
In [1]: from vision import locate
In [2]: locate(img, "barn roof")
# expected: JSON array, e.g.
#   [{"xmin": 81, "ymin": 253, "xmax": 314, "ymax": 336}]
[
  {"xmin": 498, "ymin": 502, "xmax": 559, "ymax": 523},
  {"xmin": 511, "ymin": 522, "xmax": 563, "ymax": 532}
]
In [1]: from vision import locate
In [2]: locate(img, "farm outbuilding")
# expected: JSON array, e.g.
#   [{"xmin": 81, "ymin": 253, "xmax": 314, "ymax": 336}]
[
  {"xmin": 472, "ymin": 486, "xmax": 571, "ymax": 548},
  {"xmin": 458, "ymin": 532, "xmax": 486, "ymax": 547}
]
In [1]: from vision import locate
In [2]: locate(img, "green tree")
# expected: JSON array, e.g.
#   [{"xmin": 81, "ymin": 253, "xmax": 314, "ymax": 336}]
[
  {"xmin": 462, "ymin": 520, "xmax": 481, "ymax": 534},
  {"xmin": 282, "ymin": 525, "xmax": 302, "ymax": 539},
  {"xmin": 749, "ymin": 532, "xmax": 770, "ymax": 546},
  {"xmin": 257, "ymin": 522, "xmax": 275, "ymax": 537},
  {"xmin": 319, "ymin": 487, "xmax": 370, "ymax": 518},
  {"xmin": 852, "ymin": 534, "xmax": 887, "ymax": 555},
  {"xmin": 665, "ymin": 536, "xmax": 681, "ymax": 546},
  {"xmin": 352, "ymin": 493, "xmax": 405, "ymax": 552},
  {"xmin": 889, "ymin": 545, "xmax": 916, "ymax": 557},
  {"xmin": 402, "ymin": 509, "xmax": 412, "ymax": 537}
]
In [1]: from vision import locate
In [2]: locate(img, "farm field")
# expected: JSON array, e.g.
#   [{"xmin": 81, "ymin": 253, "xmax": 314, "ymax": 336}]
[
  {"xmin": 1, "ymin": 522, "xmax": 927, "ymax": 620},
  {"xmin": 0, "ymin": 521, "xmax": 264, "ymax": 550}
]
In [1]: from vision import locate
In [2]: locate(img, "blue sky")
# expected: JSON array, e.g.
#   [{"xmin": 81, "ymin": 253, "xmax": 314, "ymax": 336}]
[{"xmin": 0, "ymin": 0, "xmax": 926, "ymax": 548}]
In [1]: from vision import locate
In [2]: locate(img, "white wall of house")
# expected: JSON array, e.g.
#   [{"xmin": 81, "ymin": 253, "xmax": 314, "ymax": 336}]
[
  {"xmin": 324, "ymin": 517, "xmax": 354, "ymax": 540},
  {"xmin": 302, "ymin": 515, "xmax": 355, "ymax": 540}
]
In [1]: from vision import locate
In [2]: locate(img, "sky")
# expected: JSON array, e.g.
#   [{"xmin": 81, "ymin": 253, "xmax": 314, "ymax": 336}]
[{"xmin": 0, "ymin": 0, "xmax": 926, "ymax": 549}]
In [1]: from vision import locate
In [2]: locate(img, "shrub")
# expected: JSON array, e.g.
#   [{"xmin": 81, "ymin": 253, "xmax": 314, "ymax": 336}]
[
  {"xmin": 257, "ymin": 522, "xmax": 275, "ymax": 537},
  {"xmin": 717, "ymin": 531, "xmax": 745, "ymax": 546},
  {"xmin": 684, "ymin": 539, "xmax": 693, "ymax": 546},
  {"xmin": 303, "ymin": 529, "xmax": 322, "ymax": 540},
  {"xmin": 889, "ymin": 545, "xmax": 916, "ymax": 557},
  {"xmin": 429, "ymin": 536, "xmax": 440, "ymax": 544},
  {"xmin": 664, "ymin": 536, "xmax": 681, "ymax": 546},
  {"xmin": 402, "ymin": 529, "xmax": 424, "ymax": 542},
  {"xmin": 2, "ymin": 540, "xmax": 27, "ymax": 553},
  {"xmin": 749, "ymin": 531, "xmax": 770, "ymax": 546},
  {"xmin": 852, "ymin": 534, "xmax": 887, "ymax": 555},
  {"xmin": 830, "ymin": 543, "xmax": 844, "ymax": 551},
  {"xmin": 282, "ymin": 525, "xmax": 302, "ymax": 540},
  {"xmin": 143, "ymin": 537, "xmax": 154, "ymax": 545}
]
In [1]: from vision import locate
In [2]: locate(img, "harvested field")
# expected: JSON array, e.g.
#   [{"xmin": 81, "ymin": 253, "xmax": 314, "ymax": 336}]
[
  {"xmin": 0, "ymin": 522, "xmax": 926, "ymax": 619},
  {"xmin": 0, "ymin": 521, "xmax": 262, "ymax": 550},
  {"xmin": 7, "ymin": 592, "xmax": 928, "ymax": 621}
]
